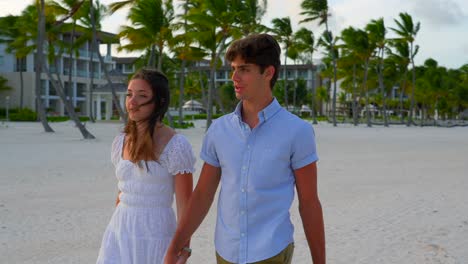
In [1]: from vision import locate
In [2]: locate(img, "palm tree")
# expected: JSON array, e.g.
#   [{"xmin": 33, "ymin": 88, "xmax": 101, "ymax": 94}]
[
  {"xmin": 0, "ymin": 15, "xmax": 26, "ymax": 109},
  {"xmin": 37, "ymin": 1, "xmax": 55, "ymax": 132},
  {"xmin": 185, "ymin": 0, "xmax": 241, "ymax": 129},
  {"xmin": 39, "ymin": 1, "xmax": 95, "ymax": 138},
  {"xmin": 236, "ymin": 0, "xmax": 268, "ymax": 36},
  {"xmin": 340, "ymin": 27, "xmax": 364, "ymax": 126},
  {"xmin": 78, "ymin": 0, "xmax": 107, "ymax": 122},
  {"xmin": 340, "ymin": 26, "xmax": 375, "ymax": 127},
  {"xmin": 294, "ymin": 27, "xmax": 318, "ymax": 123},
  {"xmin": 271, "ymin": 17, "xmax": 293, "ymax": 107},
  {"xmin": 391, "ymin": 12, "xmax": 420, "ymax": 126},
  {"xmin": 118, "ymin": 0, "xmax": 171, "ymax": 69},
  {"xmin": 317, "ymin": 30, "xmax": 338, "ymax": 122},
  {"xmin": 366, "ymin": 18, "xmax": 388, "ymax": 126},
  {"xmin": 387, "ymin": 39, "xmax": 411, "ymax": 123},
  {"xmin": 300, "ymin": 0, "xmax": 338, "ymax": 126},
  {"xmin": 172, "ymin": 0, "xmax": 206, "ymax": 127},
  {"xmin": 108, "ymin": 0, "xmax": 136, "ymax": 13},
  {"xmin": 49, "ymin": 0, "xmax": 86, "ymax": 105},
  {"xmin": 88, "ymin": 0, "xmax": 127, "ymax": 122}
]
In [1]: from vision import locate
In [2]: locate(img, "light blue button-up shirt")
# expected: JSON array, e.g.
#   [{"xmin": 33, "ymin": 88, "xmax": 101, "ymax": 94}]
[{"xmin": 200, "ymin": 98, "xmax": 318, "ymax": 264}]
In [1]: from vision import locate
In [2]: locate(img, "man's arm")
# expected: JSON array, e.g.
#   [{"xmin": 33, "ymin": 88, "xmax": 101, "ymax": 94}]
[
  {"xmin": 294, "ymin": 161, "xmax": 326, "ymax": 264},
  {"xmin": 164, "ymin": 162, "xmax": 221, "ymax": 264}
]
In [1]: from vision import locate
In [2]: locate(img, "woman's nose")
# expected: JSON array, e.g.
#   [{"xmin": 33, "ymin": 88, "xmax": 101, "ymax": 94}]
[{"xmin": 127, "ymin": 96, "xmax": 137, "ymax": 106}]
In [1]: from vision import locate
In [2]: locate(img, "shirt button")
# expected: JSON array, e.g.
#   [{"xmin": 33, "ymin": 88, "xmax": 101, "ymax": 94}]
[
  {"xmin": 247, "ymin": 145, "xmax": 250, "ymax": 149},
  {"xmin": 241, "ymin": 188, "xmax": 245, "ymax": 193},
  {"xmin": 241, "ymin": 233, "xmax": 245, "ymax": 237},
  {"xmin": 242, "ymin": 166, "xmax": 246, "ymax": 170},
  {"xmin": 241, "ymin": 210, "xmax": 245, "ymax": 215}
]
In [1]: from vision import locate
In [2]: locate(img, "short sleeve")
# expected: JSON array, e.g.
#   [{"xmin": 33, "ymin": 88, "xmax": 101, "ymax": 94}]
[
  {"xmin": 200, "ymin": 124, "xmax": 220, "ymax": 167},
  {"xmin": 111, "ymin": 133, "xmax": 124, "ymax": 167},
  {"xmin": 291, "ymin": 122, "xmax": 319, "ymax": 170},
  {"xmin": 167, "ymin": 134, "xmax": 196, "ymax": 175}
]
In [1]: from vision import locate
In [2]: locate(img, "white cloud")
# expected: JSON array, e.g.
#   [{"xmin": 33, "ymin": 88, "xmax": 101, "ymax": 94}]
[{"xmin": 410, "ymin": 0, "xmax": 468, "ymax": 27}]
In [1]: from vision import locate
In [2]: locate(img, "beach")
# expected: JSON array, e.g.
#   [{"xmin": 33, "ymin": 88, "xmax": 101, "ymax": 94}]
[{"xmin": 1, "ymin": 120, "xmax": 467, "ymax": 264}]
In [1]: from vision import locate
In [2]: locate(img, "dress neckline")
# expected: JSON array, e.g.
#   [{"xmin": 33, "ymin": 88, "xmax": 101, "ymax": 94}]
[{"xmin": 120, "ymin": 133, "xmax": 179, "ymax": 163}]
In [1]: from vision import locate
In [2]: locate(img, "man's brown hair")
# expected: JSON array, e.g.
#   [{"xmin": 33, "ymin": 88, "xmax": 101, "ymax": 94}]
[{"xmin": 225, "ymin": 34, "xmax": 281, "ymax": 89}]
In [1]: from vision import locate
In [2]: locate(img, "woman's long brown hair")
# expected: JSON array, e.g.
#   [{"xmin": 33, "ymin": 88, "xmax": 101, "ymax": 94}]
[{"xmin": 123, "ymin": 68, "xmax": 170, "ymax": 163}]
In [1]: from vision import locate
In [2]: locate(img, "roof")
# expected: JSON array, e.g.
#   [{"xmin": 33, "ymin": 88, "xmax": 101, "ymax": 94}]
[
  {"xmin": 94, "ymin": 83, "xmax": 127, "ymax": 93},
  {"xmin": 113, "ymin": 57, "xmax": 139, "ymax": 64}
]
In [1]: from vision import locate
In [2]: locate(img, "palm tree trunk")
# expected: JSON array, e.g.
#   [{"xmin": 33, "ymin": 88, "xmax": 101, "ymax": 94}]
[
  {"xmin": 352, "ymin": 64, "xmax": 358, "ymax": 126},
  {"xmin": 95, "ymin": 43, "xmax": 126, "ymax": 122},
  {"xmin": 45, "ymin": 57, "xmax": 95, "ymax": 139},
  {"xmin": 36, "ymin": 0, "xmax": 54, "ymax": 132},
  {"xmin": 292, "ymin": 60, "xmax": 297, "ymax": 112},
  {"xmin": 215, "ymin": 87, "xmax": 225, "ymax": 113},
  {"xmin": 68, "ymin": 22, "xmax": 76, "ymax": 109},
  {"xmin": 407, "ymin": 43, "xmax": 416, "ymax": 127},
  {"xmin": 157, "ymin": 46, "xmax": 163, "ymax": 71},
  {"xmin": 198, "ymin": 70, "xmax": 207, "ymax": 108},
  {"xmin": 283, "ymin": 52, "xmax": 288, "ymax": 107},
  {"xmin": 363, "ymin": 60, "xmax": 371, "ymax": 127},
  {"xmin": 332, "ymin": 56, "xmax": 337, "ymax": 126},
  {"xmin": 399, "ymin": 68, "xmax": 408, "ymax": 124},
  {"xmin": 325, "ymin": 22, "xmax": 338, "ymax": 127},
  {"xmin": 19, "ymin": 63, "xmax": 24, "ymax": 109},
  {"xmin": 88, "ymin": 0, "xmax": 96, "ymax": 122},
  {"xmin": 148, "ymin": 45, "xmax": 155, "ymax": 67},
  {"xmin": 310, "ymin": 59, "xmax": 317, "ymax": 124},
  {"xmin": 178, "ymin": 60, "xmax": 186, "ymax": 127},
  {"xmin": 206, "ymin": 37, "xmax": 227, "ymax": 129},
  {"xmin": 378, "ymin": 50, "xmax": 388, "ymax": 127}
]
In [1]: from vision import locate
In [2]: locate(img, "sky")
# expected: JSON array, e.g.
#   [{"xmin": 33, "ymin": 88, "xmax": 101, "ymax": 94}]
[{"xmin": 1, "ymin": 0, "xmax": 467, "ymax": 69}]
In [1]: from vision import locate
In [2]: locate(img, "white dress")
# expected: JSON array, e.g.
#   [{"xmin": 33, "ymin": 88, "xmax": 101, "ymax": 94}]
[{"xmin": 97, "ymin": 133, "xmax": 196, "ymax": 264}]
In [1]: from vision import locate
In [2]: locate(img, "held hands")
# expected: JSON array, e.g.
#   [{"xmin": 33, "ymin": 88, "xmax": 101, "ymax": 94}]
[{"xmin": 164, "ymin": 246, "xmax": 190, "ymax": 264}]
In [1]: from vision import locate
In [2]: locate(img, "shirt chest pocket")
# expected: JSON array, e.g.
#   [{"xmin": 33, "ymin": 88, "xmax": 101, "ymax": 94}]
[{"xmin": 254, "ymin": 146, "xmax": 291, "ymax": 188}]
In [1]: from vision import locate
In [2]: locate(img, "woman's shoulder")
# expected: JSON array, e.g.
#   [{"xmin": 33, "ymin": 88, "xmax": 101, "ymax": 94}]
[{"xmin": 112, "ymin": 132, "xmax": 125, "ymax": 148}]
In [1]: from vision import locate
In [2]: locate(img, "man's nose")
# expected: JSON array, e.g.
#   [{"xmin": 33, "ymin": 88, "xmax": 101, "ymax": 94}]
[{"xmin": 232, "ymin": 70, "xmax": 240, "ymax": 81}]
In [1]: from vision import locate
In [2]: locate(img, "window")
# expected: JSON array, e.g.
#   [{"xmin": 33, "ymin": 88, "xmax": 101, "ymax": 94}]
[
  {"xmin": 15, "ymin": 58, "xmax": 27, "ymax": 71},
  {"xmin": 0, "ymin": 55, "xmax": 4, "ymax": 65}
]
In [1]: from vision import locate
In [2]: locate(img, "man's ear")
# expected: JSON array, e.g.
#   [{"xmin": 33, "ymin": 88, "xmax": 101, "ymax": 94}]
[{"xmin": 264, "ymin": 65, "xmax": 275, "ymax": 79}]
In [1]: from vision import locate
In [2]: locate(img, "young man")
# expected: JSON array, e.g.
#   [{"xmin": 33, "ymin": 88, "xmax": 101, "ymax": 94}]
[{"xmin": 165, "ymin": 34, "xmax": 325, "ymax": 264}]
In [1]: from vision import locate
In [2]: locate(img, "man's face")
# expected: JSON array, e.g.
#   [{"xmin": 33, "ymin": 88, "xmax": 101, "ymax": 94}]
[{"xmin": 230, "ymin": 56, "xmax": 272, "ymax": 102}]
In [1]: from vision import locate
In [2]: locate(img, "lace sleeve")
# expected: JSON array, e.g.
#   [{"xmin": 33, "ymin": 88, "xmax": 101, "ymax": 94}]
[
  {"xmin": 110, "ymin": 133, "xmax": 124, "ymax": 167},
  {"xmin": 167, "ymin": 134, "xmax": 196, "ymax": 176}
]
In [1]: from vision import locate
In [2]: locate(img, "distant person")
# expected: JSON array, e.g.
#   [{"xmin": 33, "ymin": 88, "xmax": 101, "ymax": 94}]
[
  {"xmin": 165, "ymin": 34, "xmax": 325, "ymax": 264},
  {"xmin": 97, "ymin": 68, "xmax": 194, "ymax": 264}
]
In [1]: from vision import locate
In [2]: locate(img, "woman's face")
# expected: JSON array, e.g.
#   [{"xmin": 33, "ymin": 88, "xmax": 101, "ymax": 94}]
[{"xmin": 126, "ymin": 79, "xmax": 155, "ymax": 122}]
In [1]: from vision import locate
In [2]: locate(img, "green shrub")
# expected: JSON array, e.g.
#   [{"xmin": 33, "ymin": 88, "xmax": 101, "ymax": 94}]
[
  {"xmin": 47, "ymin": 116, "xmax": 90, "ymax": 122},
  {"xmin": 183, "ymin": 113, "xmax": 224, "ymax": 120},
  {"xmin": 162, "ymin": 120, "xmax": 194, "ymax": 129},
  {"xmin": 9, "ymin": 108, "xmax": 37, "ymax": 121}
]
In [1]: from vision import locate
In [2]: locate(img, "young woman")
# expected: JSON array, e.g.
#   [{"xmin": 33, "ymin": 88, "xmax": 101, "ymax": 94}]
[{"xmin": 97, "ymin": 68, "xmax": 194, "ymax": 264}]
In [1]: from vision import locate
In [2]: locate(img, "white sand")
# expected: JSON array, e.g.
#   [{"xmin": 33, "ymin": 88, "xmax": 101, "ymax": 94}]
[{"xmin": 1, "ymin": 120, "xmax": 467, "ymax": 264}]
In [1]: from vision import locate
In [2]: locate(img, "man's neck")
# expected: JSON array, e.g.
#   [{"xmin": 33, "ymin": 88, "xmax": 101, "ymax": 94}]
[{"xmin": 241, "ymin": 96, "xmax": 273, "ymax": 128}]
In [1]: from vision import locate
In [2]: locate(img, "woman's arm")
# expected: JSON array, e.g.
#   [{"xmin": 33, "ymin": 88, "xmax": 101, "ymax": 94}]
[
  {"xmin": 115, "ymin": 191, "xmax": 121, "ymax": 206},
  {"xmin": 174, "ymin": 171, "xmax": 194, "ymax": 259}
]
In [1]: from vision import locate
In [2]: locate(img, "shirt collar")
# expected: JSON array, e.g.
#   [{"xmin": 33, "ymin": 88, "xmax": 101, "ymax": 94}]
[{"xmin": 233, "ymin": 98, "xmax": 282, "ymax": 123}]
